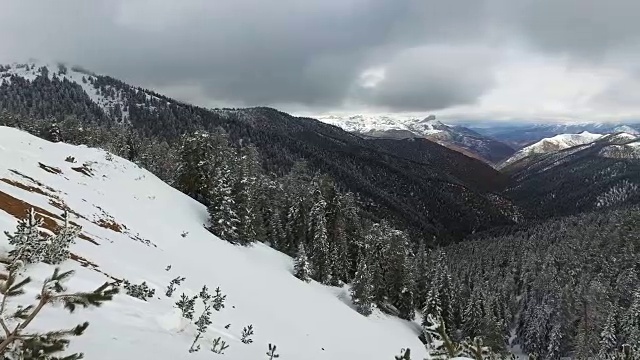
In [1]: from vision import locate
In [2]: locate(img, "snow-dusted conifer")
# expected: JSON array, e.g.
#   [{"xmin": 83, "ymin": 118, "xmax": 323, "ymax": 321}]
[
  {"xmin": 351, "ymin": 253, "xmax": 374, "ymax": 316},
  {"xmin": 241, "ymin": 324, "xmax": 254, "ymax": 344},
  {"xmin": 293, "ymin": 243, "xmax": 311, "ymax": 282},
  {"xmin": 308, "ymin": 186, "xmax": 330, "ymax": 284},
  {"xmin": 0, "ymin": 261, "xmax": 118, "ymax": 359},
  {"xmin": 189, "ymin": 286, "xmax": 214, "ymax": 353},
  {"xmin": 6, "ymin": 208, "xmax": 45, "ymax": 264},
  {"xmin": 211, "ymin": 286, "xmax": 226, "ymax": 311},
  {"xmin": 123, "ymin": 280, "xmax": 155, "ymax": 301},
  {"xmin": 165, "ymin": 276, "xmax": 186, "ymax": 297},
  {"xmin": 43, "ymin": 210, "xmax": 80, "ymax": 265},
  {"xmin": 175, "ymin": 293, "xmax": 196, "ymax": 320}
]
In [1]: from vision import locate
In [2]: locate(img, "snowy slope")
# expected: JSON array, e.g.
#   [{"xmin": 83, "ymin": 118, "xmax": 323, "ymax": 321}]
[
  {"xmin": 318, "ymin": 114, "xmax": 442, "ymax": 136},
  {"xmin": 500, "ymin": 131, "xmax": 604, "ymax": 168},
  {"xmin": 318, "ymin": 115, "xmax": 514, "ymax": 163},
  {"xmin": 0, "ymin": 61, "xmax": 145, "ymax": 122},
  {"xmin": 0, "ymin": 126, "xmax": 429, "ymax": 360}
]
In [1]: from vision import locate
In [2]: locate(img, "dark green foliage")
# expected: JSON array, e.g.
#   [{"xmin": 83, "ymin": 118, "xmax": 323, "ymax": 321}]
[
  {"xmin": 241, "ymin": 324, "xmax": 254, "ymax": 344},
  {"xmin": 0, "ymin": 260, "xmax": 117, "ymax": 359},
  {"xmin": 175, "ymin": 293, "xmax": 197, "ymax": 320},
  {"xmin": 210, "ymin": 336, "xmax": 229, "ymax": 355},
  {"xmin": 165, "ymin": 276, "xmax": 186, "ymax": 297},
  {"xmin": 266, "ymin": 344, "xmax": 279, "ymax": 359},
  {"xmin": 122, "ymin": 280, "xmax": 155, "ymax": 301}
]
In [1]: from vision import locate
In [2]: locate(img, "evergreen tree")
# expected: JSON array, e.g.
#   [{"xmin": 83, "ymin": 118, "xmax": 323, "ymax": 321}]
[
  {"xmin": 175, "ymin": 293, "xmax": 196, "ymax": 320},
  {"xmin": 42, "ymin": 210, "xmax": 80, "ymax": 265},
  {"xmin": 293, "ymin": 244, "xmax": 311, "ymax": 282},
  {"xmin": 0, "ymin": 262, "xmax": 118, "ymax": 359},
  {"xmin": 308, "ymin": 185, "xmax": 330, "ymax": 284},
  {"xmin": 5, "ymin": 208, "xmax": 46, "ymax": 264},
  {"xmin": 351, "ymin": 253, "xmax": 374, "ymax": 316}
]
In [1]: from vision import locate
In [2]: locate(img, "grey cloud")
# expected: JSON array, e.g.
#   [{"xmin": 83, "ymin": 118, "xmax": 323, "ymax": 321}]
[
  {"xmin": 3, "ymin": 0, "xmax": 640, "ymax": 114},
  {"xmin": 353, "ymin": 45, "xmax": 497, "ymax": 112}
]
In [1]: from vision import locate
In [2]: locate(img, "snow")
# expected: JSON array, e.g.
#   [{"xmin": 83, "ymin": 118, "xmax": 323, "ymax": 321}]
[
  {"xmin": 318, "ymin": 114, "xmax": 445, "ymax": 136},
  {"xmin": 501, "ymin": 131, "xmax": 604, "ymax": 167},
  {"xmin": 0, "ymin": 126, "xmax": 429, "ymax": 360}
]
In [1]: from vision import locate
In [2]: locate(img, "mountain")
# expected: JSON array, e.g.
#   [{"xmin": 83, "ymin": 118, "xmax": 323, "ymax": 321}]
[
  {"xmin": 472, "ymin": 122, "xmax": 640, "ymax": 149},
  {"xmin": 0, "ymin": 61, "xmax": 514, "ymax": 242},
  {"xmin": 499, "ymin": 131, "xmax": 604, "ymax": 168},
  {"xmin": 318, "ymin": 115, "xmax": 515, "ymax": 164},
  {"xmin": 0, "ymin": 126, "xmax": 431, "ymax": 360},
  {"xmin": 503, "ymin": 132, "xmax": 640, "ymax": 218}
]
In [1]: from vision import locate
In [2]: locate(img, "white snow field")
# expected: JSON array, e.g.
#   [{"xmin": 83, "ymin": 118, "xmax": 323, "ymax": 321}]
[{"xmin": 0, "ymin": 126, "xmax": 430, "ymax": 360}]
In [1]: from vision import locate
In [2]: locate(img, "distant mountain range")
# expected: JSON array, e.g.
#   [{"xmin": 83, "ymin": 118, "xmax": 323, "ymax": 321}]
[
  {"xmin": 503, "ymin": 131, "xmax": 640, "ymax": 217},
  {"xmin": 318, "ymin": 115, "xmax": 515, "ymax": 164},
  {"xmin": 0, "ymin": 61, "xmax": 516, "ymax": 241},
  {"xmin": 470, "ymin": 122, "xmax": 640, "ymax": 149}
]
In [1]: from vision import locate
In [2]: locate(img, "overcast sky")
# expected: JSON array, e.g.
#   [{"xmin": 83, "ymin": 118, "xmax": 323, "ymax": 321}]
[{"xmin": 2, "ymin": 0, "xmax": 640, "ymax": 122}]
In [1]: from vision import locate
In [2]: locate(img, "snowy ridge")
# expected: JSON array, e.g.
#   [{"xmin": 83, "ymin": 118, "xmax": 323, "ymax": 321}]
[
  {"xmin": 501, "ymin": 131, "xmax": 604, "ymax": 167},
  {"xmin": 0, "ymin": 61, "xmax": 169, "ymax": 123},
  {"xmin": 318, "ymin": 114, "xmax": 444, "ymax": 136},
  {"xmin": 0, "ymin": 127, "xmax": 431, "ymax": 360}
]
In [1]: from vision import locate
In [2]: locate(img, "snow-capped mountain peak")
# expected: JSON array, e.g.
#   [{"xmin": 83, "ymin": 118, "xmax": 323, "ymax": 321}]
[
  {"xmin": 500, "ymin": 131, "xmax": 640, "ymax": 167},
  {"xmin": 317, "ymin": 114, "xmax": 515, "ymax": 164}
]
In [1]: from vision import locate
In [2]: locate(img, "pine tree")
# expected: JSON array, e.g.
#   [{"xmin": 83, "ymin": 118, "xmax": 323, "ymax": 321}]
[
  {"xmin": 189, "ymin": 286, "xmax": 214, "ymax": 353},
  {"xmin": 211, "ymin": 336, "xmax": 230, "ymax": 355},
  {"xmin": 599, "ymin": 309, "xmax": 619, "ymax": 358},
  {"xmin": 266, "ymin": 343, "xmax": 280, "ymax": 359},
  {"xmin": 293, "ymin": 244, "xmax": 311, "ymax": 282},
  {"xmin": 308, "ymin": 186, "xmax": 330, "ymax": 284},
  {"xmin": 234, "ymin": 145, "xmax": 262, "ymax": 245},
  {"xmin": 211, "ymin": 287, "xmax": 226, "ymax": 311},
  {"xmin": 165, "ymin": 276, "xmax": 186, "ymax": 297},
  {"xmin": 175, "ymin": 293, "xmax": 196, "ymax": 320},
  {"xmin": 5, "ymin": 208, "xmax": 46, "ymax": 264},
  {"xmin": 351, "ymin": 253, "xmax": 374, "ymax": 316},
  {"xmin": 241, "ymin": 324, "xmax": 254, "ymax": 344},
  {"xmin": 0, "ymin": 262, "xmax": 118, "ymax": 359},
  {"xmin": 42, "ymin": 210, "xmax": 81, "ymax": 265},
  {"xmin": 424, "ymin": 313, "xmax": 464, "ymax": 359}
]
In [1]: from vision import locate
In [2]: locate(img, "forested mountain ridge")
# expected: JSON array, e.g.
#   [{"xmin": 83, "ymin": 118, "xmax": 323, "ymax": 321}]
[
  {"xmin": 319, "ymin": 114, "xmax": 516, "ymax": 164},
  {"xmin": 0, "ymin": 62, "xmax": 515, "ymax": 242},
  {"xmin": 503, "ymin": 133, "xmax": 640, "ymax": 218}
]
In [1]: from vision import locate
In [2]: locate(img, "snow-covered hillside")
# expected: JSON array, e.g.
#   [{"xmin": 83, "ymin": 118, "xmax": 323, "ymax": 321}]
[
  {"xmin": 500, "ymin": 131, "xmax": 605, "ymax": 167},
  {"xmin": 0, "ymin": 61, "xmax": 162, "ymax": 123},
  {"xmin": 318, "ymin": 115, "xmax": 515, "ymax": 164},
  {"xmin": 318, "ymin": 114, "xmax": 443, "ymax": 136},
  {"xmin": 0, "ymin": 126, "xmax": 428, "ymax": 360}
]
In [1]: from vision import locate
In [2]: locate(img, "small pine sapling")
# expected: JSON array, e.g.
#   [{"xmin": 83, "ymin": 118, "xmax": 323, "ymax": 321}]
[
  {"xmin": 165, "ymin": 276, "xmax": 186, "ymax": 297},
  {"xmin": 42, "ymin": 210, "xmax": 81, "ymax": 265},
  {"xmin": 211, "ymin": 336, "xmax": 230, "ymax": 355},
  {"xmin": 165, "ymin": 265, "xmax": 172, "ymax": 271},
  {"xmin": 5, "ymin": 208, "xmax": 46, "ymax": 264},
  {"xmin": 189, "ymin": 286, "xmax": 214, "ymax": 353},
  {"xmin": 175, "ymin": 293, "xmax": 196, "ymax": 320},
  {"xmin": 224, "ymin": 324, "xmax": 231, "ymax": 329},
  {"xmin": 122, "ymin": 280, "xmax": 156, "ymax": 301},
  {"xmin": 266, "ymin": 343, "xmax": 280, "ymax": 359},
  {"xmin": 212, "ymin": 286, "xmax": 227, "ymax": 311},
  {"xmin": 241, "ymin": 324, "xmax": 254, "ymax": 344},
  {"xmin": 0, "ymin": 262, "xmax": 118, "ymax": 359},
  {"xmin": 395, "ymin": 348, "xmax": 411, "ymax": 360}
]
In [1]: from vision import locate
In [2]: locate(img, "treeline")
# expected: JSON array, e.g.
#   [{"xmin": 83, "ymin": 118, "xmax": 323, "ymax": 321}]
[{"xmin": 426, "ymin": 207, "xmax": 640, "ymax": 359}]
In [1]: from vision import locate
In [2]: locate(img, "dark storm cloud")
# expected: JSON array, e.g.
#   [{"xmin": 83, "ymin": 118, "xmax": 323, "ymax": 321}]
[{"xmin": 2, "ymin": 0, "xmax": 640, "ymax": 113}]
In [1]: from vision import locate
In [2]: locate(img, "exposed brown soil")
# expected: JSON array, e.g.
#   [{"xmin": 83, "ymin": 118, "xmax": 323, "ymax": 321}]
[
  {"xmin": 0, "ymin": 189, "xmax": 98, "ymax": 245},
  {"xmin": 71, "ymin": 165, "xmax": 93, "ymax": 177},
  {"xmin": 38, "ymin": 162, "xmax": 62, "ymax": 174},
  {"xmin": 9, "ymin": 169, "xmax": 58, "ymax": 193},
  {"xmin": 95, "ymin": 218, "xmax": 125, "ymax": 233},
  {"xmin": 0, "ymin": 178, "xmax": 50, "ymax": 197}
]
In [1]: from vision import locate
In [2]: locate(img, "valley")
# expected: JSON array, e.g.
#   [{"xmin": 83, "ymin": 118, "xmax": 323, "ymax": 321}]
[{"xmin": 0, "ymin": 62, "xmax": 639, "ymax": 359}]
